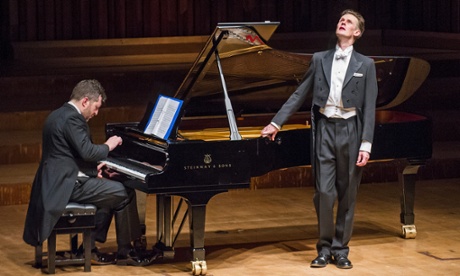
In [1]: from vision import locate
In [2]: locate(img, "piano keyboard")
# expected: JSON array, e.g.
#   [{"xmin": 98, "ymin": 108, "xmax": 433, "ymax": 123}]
[{"xmin": 101, "ymin": 157, "xmax": 161, "ymax": 181}]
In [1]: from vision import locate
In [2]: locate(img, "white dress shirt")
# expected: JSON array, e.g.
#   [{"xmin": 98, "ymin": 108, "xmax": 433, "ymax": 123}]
[
  {"xmin": 320, "ymin": 45, "xmax": 356, "ymax": 119},
  {"xmin": 320, "ymin": 45, "xmax": 371, "ymax": 153},
  {"xmin": 271, "ymin": 45, "xmax": 372, "ymax": 153}
]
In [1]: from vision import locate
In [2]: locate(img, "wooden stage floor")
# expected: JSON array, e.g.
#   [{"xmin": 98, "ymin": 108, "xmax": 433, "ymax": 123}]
[{"xmin": 1, "ymin": 178, "xmax": 459, "ymax": 276}]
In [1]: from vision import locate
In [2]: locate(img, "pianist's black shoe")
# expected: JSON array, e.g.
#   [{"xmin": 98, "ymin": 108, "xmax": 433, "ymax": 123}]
[
  {"xmin": 116, "ymin": 248, "xmax": 162, "ymax": 266},
  {"xmin": 76, "ymin": 245, "xmax": 116, "ymax": 265},
  {"xmin": 310, "ymin": 254, "xmax": 331, "ymax": 268},
  {"xmin": 90, "ymin": 248, "xmax": 117, "ymax": 265},
  {"xmin": 334, "ymin": 255, "xmax": 353, "ymax": 269}
]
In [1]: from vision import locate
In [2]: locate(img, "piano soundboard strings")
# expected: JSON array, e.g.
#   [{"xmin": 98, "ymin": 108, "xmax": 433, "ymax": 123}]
[{"xmin": 178, "ymin": 124, "xmax": 309, "ymax": 141}]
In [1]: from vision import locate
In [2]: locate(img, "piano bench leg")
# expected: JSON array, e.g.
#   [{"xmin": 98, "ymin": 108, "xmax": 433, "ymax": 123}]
[
  {"xmin": 36, "ymin": 203, "xmax": 96, "ymax": 273},
  {"xmin": 34, "ymin": 243, "xmax": 44, "ymax": 269}
]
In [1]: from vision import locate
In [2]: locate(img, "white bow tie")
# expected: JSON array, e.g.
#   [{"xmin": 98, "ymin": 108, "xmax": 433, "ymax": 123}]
[{"xmin": 335, "ymin": 52, "xmax": 349, "ymax": 60}]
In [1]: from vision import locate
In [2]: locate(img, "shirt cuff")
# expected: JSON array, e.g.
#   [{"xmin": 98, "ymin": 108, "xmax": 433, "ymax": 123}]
[
  {"xmin": 360, "ymin": 140, "xmax": 372, "ymax": 153},
  {"xmin": 270, "ymin": 122, "xmax": 281, "ymax": 130}
]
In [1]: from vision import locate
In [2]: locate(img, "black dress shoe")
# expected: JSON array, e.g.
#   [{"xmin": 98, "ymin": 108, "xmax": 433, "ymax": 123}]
[
  {"xmin": 335, "ymin": 255, "xmax": 353, "ymax": 269},
  {"xmin": 90, "ymin": 248, "xmax": 116, "ymax": 265},
  {"xmin": 310, "ymin": 254, "xmax": 331, "ymax": 268},
  {"xmin": 116, "ymin": 249, "xmax": 162, "ymax": 266}
]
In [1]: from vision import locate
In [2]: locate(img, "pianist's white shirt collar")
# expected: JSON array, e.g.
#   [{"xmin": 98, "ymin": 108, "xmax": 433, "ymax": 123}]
[
  {"xmin": 68, "ymin": 101, "xmax": 81, "ymax": 114},
  {"xmin": 335, "ymin": 44, "xmax": 353, "ymax": 57}
]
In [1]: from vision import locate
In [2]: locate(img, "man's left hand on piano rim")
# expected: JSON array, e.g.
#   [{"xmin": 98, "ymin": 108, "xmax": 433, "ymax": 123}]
[{"xmin": 261, "ymin": 124, "xmax": 279, "ymax": 141}]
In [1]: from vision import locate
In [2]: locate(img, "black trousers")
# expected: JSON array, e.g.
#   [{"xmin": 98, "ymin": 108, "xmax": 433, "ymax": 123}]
[
  {"xmin": 70, "ymin": 177, "xmax": 142, "ymax": 253},
  {"xmin": 313, "ymin": 115, "xmax": 363, "ymax": 258}
]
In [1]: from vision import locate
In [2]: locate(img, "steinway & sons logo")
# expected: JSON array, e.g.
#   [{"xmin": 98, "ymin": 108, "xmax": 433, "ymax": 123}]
[
  {"xmin": 183, "ymin": 154, "xmax": 232, "ymax": 170},
  {"xmin": 204, "ymin": 154, "xmax": 212, "ymax": 164}
]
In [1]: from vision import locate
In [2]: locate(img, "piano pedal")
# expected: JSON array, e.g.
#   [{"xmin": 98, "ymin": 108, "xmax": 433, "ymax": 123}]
[
  {"xmin": 153, "ymin": 241, "xmax": 175, "ymax": 259},
  {"xmin": 162, "ymin": 249, "xmax": 175, "ymax": 260},
  {"xmin": 191, "ymin": 260, "xmax": 207, "ymax": 276}
]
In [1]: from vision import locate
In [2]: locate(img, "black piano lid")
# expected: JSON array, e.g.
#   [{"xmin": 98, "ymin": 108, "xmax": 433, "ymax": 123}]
[
  {"xmin": 169, "ymin": 21, "xmax": 431, "ymax": 133},
  {"xmin": 173, "ymin": 21, "xmax": 292, "ymax": 104}
]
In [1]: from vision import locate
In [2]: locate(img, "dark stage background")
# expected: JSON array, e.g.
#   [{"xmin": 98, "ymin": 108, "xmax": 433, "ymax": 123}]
[
  {"xmin": 1, "ymin": 0, "xmax": 460, "ymax": 41},
  {"xmin": 0, "ymin": 0, "xmax": 459, "ymax": 144}
]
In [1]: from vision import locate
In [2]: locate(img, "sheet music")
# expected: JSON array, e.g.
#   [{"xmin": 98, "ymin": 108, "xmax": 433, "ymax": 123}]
[{"xmin": 143, "ymin": 94, "xmax": 183, "ymax": 139}]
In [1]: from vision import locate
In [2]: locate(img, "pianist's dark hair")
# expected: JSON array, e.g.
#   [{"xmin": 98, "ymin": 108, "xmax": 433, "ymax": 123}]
[
  {"xmin": 341, "ymin": 9, "xmax": 365, "ymax": 39},
  {"xmin": 70, "ymin": 79, "xmax": 107, "ymax": 103}
]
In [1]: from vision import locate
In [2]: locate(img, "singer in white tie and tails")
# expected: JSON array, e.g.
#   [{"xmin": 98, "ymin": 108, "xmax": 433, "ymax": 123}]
[{"xmin": 261, "ymin": 9, "xmax": 378, "ymax": 269}]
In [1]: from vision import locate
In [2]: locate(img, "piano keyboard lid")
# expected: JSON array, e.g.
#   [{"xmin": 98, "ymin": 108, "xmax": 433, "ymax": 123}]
[{"xmin": 164, "ymin": 22, "xmax": 430, "ymax": 137}]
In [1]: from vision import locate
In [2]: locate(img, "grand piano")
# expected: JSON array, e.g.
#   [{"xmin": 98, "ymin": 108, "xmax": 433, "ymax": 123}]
[{"xmin": 104, "ymin": 22, "xmax": 431, "ymax": 275}]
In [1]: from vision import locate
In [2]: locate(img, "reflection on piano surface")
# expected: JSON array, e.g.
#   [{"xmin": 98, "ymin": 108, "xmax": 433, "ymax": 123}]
[{"xmin": 105, "ymin": 22, "xmax": 431, "ymax": 275}]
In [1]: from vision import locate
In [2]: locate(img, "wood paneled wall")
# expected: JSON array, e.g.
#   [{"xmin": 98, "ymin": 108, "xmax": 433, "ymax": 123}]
[{"xmin": 1, "ymin": 0, "xmax": 460, "ymax": 42}]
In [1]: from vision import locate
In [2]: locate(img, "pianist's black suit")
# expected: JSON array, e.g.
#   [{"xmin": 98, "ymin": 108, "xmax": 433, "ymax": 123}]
[
  {"xmin": 23, "ymin": 102, "xmax": 141, "ymax": 252},
  {"xmin": 271, "ymin": 48, "xmax": 378, "ymax": 258}
]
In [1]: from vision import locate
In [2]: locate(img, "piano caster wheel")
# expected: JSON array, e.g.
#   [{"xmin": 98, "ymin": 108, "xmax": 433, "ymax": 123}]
[
  {"xmin": 191, "ymin": 260, "xmax": 207, "ymax": 275},
  {"xmin": 199, "ymin": 261, "xmax": 207, "ymax": 275},
  {"xmin": 402, "ymin": 225, "xmax": 417, "ymax": 239}
]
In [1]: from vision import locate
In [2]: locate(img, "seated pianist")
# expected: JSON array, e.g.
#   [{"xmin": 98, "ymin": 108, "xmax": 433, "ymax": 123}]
[{"xmin": 23, "ymin": 79, "xmax": 160, "ymax": 266}]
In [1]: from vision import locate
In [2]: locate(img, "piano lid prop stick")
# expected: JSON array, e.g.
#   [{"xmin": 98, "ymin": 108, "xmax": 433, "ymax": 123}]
[{"xmin": 214, "ymin": 50, "xmax": 242, "ymax": 141}]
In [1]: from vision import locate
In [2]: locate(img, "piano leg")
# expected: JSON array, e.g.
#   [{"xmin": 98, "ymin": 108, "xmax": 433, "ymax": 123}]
[
  {"xmin": 399, "ymin": 164, "xmax": 421, "ymax": 239},
  {"xmin": 188, "ymin": 203, "xmax": 207, "ymax": 275},
  {"xmin": 152, "ymin": 191, "xmax": 225, "ymax": 275},
  {"xmin": 183, "ymin": 191, "xmax": 223, "ymax": 276}
]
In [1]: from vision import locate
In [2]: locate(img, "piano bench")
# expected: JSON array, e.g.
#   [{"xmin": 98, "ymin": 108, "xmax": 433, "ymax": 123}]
[{"xmin": 34, "ymin": 203, "xmax": 96, "ymax": 274}]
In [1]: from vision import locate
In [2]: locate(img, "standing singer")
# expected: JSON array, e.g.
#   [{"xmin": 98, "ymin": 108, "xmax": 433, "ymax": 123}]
[{"xmin": 261, "ymin": 9, "xmax": 378, "ymax": 269}]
